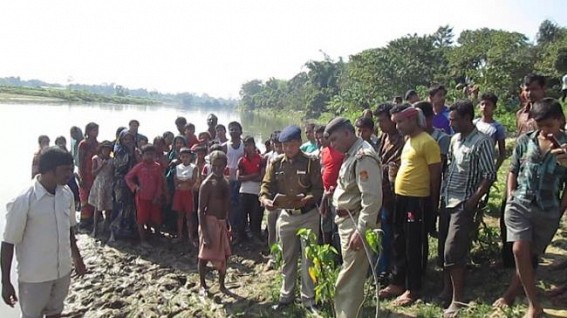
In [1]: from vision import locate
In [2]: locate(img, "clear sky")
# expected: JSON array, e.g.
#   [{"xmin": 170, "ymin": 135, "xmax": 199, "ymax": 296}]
[{"xmin": 0, "ymin": 0, "xmax": 565, "ymax": 98}]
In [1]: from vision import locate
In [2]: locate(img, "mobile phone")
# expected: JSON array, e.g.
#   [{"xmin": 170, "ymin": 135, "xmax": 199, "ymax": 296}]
[{"xmin": 546, "ymin": 134, "xmax": 562, "ymax": 149}]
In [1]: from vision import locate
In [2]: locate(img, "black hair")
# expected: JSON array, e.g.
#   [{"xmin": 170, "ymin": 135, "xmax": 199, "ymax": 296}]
[
  {"xmin": 405, "ymin": 90, "xmax": 418, "ymax": 101},
  {"xmin": 198, "ymin": 131, "xmax": 211, "ymax": 139},
  {"xmin": 38, "ymin": 135, "xmax": 50, "ymax": 145},
  {"xmin": 153, "ymin": 136, "xmax": 165, "ymax": 146},
  {"xmin": 98, "ymin": 140, "xmax": 114, "ymax": 153},
  {"xmin": 243, "ymin": 135, "xmax": 255, "ymax": 145},
  {"xmin": 524, "ymin": 73, "xmax": 546, "ymax": 87},
  {"xmin": 179, "ymin": 147, "xmax": 192, "ymax": 155},
  {"xmin": 175, "ymin": 117, "xmax": 187, "ymax": 126},
  {"xmin": 480, "ymin": 92, "xmax": 498, "ymax": 107},
  {"xmin": 141, "ymin": 144, "xmax": 157, "ymax": 154},
  {"xmin": 389, "ymin": 104, "xmax": 411, "ymax": 115},
  {"xmin": 215, "ymin": 124, "xmax": 226, "ymax": 131},
  {"xmin": 162, "ymin": 131, "xmax": 174, "ymax": 140},
  {"xmin": 129, "ymin": 119, "xmax": 140, "ymax": 126},
  {"xmin": 305, "ymin": 123, "xmax": 316, "ymax": 131},
  {"xmin": 428, "ymin": 84, "xmax": 447, "ymax": 97},
  {"xmin": 271, "ymin": 131, "xmax": 281, "ymax": 143},
  {"xmin": 449, "ymin": 100, "xmax": 475, "ymax": 122},
  {"xmin": 315, "ymin": 125, "xmax": 326, "ymax": 134},
  {"xmin": 393, "ymin": 96, "xmax": 403, "ymax": 103},
  {"xmin": 228, "ymin": 121, "xmax": 242, "ymax": 131},
  {"xmin": 54, "ymin": 136, "xmax": 66, "ymax": 145},
  {"xmin": 210, "ymin": 144, "xmax": 223, "ymax": 152},
  {"xmin": 138, "ymin": 135, "xmax": 148, "ymax": 143},
  {"xmin": 530, "ymin": 98, "xmax": 564, "ymax": 122},
  {"xmin": 355, "ymin": 117, "xmax": 375, "ymax": 130},
  {"xmin": 38, "ymin": 146, "xmax": 74, "ymax": 173},
  {"xmin": 85, "ymin": 122, "xmax": 99, "ymax": 137},
  {"xmin": 413, "ymin": 101, "xmax": 434, "ymax": 118},
  {"xmin": 115, "ymin": 127, "xmax": 127, "ymax": 139},
  {"xmin": 184, "ymin": 123, "xmax": 196, "ymax": 131},
  {"xmin": 375, "ymin": 103, "xmax": 395, "ymax": 117}
]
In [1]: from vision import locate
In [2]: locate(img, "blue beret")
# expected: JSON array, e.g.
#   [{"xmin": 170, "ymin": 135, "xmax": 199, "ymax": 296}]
[{"xmin": 278, "ymin": 125, "xmax": 302, "ymax": 143}]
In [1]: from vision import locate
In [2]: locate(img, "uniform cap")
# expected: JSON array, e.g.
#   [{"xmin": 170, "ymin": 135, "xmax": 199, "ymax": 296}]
[
  {"xmin": 324, "ymin": 117, "xmax": 350, "ymax": 136},
  {"xmin": 278, "ymin": 125, "xmax": 302, "ymax": 143}
]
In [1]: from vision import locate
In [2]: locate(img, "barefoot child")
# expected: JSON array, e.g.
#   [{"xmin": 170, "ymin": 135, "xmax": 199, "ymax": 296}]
[
  {"xmin": 125, "ymin": 144, "xmax": 164, "ymax": 247},
  {"xmin": 172, "ymin": 147, "xmax": 198, "ymax": 244},
  {"xmin": 88, "ymin": 141, "xmax": 114, "ymax": 237},
  {"xmin": 198, "ymin": 150, "xmax": 231, "ymax": 296}
]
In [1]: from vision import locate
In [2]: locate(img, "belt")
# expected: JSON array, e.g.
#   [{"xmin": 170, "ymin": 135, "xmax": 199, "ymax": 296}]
[
  {"xmin": 284, "ymin": 204, "xmax": 316, "ymax": 216},
  {"xmin": 336, "ymin": 208, "xmax": 358, "ymax": 218}
]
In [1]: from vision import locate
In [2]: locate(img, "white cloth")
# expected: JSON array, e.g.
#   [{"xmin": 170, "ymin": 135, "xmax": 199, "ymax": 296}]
[
  {"xmin": 240, "ymin": 181, "xmax": 261, "ymax": 195},
  {"xmin": 3, "ymin": 177, "xmax": 76, "ymax": 283},
  {"xmin": 176, "ymin": 163, "xmax": 196, "ymax": 181},
  {"xmin": 562, "ymin": 74, "xmax": 567, "ymax": 90},
  {"xmin": 225, "ymin": 140, "xmax": 244, "ymax": 180}
]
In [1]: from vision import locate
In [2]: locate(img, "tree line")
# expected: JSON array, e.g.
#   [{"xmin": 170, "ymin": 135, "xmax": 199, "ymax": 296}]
[{"xmin": 239, "ymin": 20, "xmax": 567, "ymax": 120}]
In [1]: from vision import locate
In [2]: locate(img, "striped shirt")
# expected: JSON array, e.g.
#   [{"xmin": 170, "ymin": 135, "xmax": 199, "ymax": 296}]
[{"xmin": 443, "ymin": 128, "xmax": 496, "ymax": 208}]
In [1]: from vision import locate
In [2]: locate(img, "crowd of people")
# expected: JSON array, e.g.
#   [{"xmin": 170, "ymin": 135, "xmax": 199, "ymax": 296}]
[{"xmin": 2, "ymin": 73, "xmax": 567, "ymax": 318}]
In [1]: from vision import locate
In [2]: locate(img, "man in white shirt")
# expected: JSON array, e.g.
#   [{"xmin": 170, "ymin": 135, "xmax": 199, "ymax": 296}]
[
  {"xmin": 2, "ymin": 147, "xmax": 86, "ymax": 318},
  {"xmin": 561, "ymin": 73, "xmax": 567, "ymax": 103}
]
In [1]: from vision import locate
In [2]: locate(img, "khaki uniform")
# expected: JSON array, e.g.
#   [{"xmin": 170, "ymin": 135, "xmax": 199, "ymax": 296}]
[
  {"xmin": 259, "ymin": 152, "xmax": 323, "ymax": 305},
  {"xmin": 332, "ymin": 138, "xmax": 382, "ymax": 318}
]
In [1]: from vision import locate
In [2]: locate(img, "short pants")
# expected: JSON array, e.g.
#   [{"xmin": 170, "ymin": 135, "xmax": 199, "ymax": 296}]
[
  {"xmin": 19, "ymin": 273, "xmax": 71, "ymax": 318},
  {"xmin": 504, "ymin": 195, "xmax": 560, "ymax": 255},
  {"xmin": 136, "ymin": 197, "xmax": 162, "ymax": 225},
  {"xmin": 172, "ymin": 189, "xmax": 194, "ymax": 214},
  {"xmin": 438, "ymin": 203, "xmax": 475, "ymax": 267}
]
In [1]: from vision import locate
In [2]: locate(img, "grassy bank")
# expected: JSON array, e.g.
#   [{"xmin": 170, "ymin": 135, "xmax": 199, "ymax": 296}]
[{"xmin": 0, "ymin": 85, "xmax": 159, "ymax": 105}]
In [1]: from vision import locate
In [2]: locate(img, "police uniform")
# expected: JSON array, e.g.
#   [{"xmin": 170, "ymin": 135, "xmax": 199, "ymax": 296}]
[
  {"xmin": 259, "ymin": 125, "xmax": 323, "ymax": 308},
  {"xmin": 326, "ymin": 118, "xmax": 382, "ymax": 318}
]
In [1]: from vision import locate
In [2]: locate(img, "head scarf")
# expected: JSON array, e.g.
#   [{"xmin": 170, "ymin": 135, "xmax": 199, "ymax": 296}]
[
  {"xmin": 114, "ymin": 129, "xmax": 134, "ymax": 154},
  {"xmin": 392, "ymin": 107, "xmax": 426, "ymax": 129}
]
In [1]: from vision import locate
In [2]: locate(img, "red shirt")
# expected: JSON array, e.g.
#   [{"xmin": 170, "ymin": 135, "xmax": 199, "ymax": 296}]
[
  {"xmin": 321, "ymin": 146, "xmax": 345, "ymax": 191},
  {"xmin": 125, "ymin": 161, "xmax": 164, "ymax": 200},
  {"xmin": 187, "ymin": 135, "xmax": 199, "ymax": 148},
  {"xmin": 238, "ymin": 152, "xmax": 263, "ymax": 175}
]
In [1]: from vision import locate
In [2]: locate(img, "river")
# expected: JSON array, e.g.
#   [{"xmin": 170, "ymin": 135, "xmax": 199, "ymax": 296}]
[{"xmin": 0, "ymin": 102, "xmax": 302, "ymax": 317}]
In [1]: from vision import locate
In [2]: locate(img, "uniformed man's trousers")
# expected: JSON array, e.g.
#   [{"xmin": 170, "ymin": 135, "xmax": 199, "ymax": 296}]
[
  {"xmin": 334, "ymin": 212, "xmax": 369, "ymax": 318},
  {"xmin": 267, "ymin": 208, "xmax": 281, "ymax": 253},
  {"xmin": 277, "ymin": 208, "xmax": 319, "ymax": 305}
]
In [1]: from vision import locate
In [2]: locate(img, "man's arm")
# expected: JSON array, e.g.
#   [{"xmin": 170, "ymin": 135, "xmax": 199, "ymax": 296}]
[
  {"xmin": 466, "ymin": 138, "xmax": 497, "ymax": 210},
  {"xmin": 70, "ymin": 228, "xmax": 86, "ymax": 277},
  {"xmin": 496, "ymin": 138, "xmax": 506, "ymax": 171},
  {"xmin": 259, "ymin": 159, "xmax": 276, "ymax": 208},
  {"xmin": 1, "ymin": 242, "xmax": 16, "ymax": 307},
  {"xmin": 428, "ymin": 163, "xmax": 442, "ymax": 211}
]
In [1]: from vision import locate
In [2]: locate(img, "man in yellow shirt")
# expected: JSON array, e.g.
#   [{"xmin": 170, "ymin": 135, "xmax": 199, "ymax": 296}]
[{"xmin": 379, "ymin": 105, "xmax": 442, "ymax": 306}]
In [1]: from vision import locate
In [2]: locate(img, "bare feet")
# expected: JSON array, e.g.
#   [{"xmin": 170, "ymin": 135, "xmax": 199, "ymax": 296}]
[
  {"xmin": 392, "ymin": 290, "xmax": 418, "ymax": 306},
  {"xmin": 199, "ymin": 286, "xmax": 208, "ymax": 299},
  {"xmin": 378, "ymin": 284, "xmax": 404, "ymax": 299},
  {"xmin": 443, "ymin": 302, "xmax": 467, "ymax": 318},
  {"xmin": 492, "ymin": 296, "xmax": 513, "ymax": 309}
]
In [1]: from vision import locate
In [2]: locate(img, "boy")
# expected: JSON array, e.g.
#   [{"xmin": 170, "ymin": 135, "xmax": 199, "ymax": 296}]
[
  {"xmin": 172, "ymin": 147, "xmax": 198, "ymax": 244},
  {"xmin": 214, "ymin": 124, "xmax": 228, "ymax": 144},
  {"xmin": 474, "ymin": 92, "xmax": 506, "ymax": 171},
  {"xmin": 2, "ymin": 147, "xmax": 86, "ymax": 317},
  {"xmin": 237, "ymin": 136, "xmax": 265, "ymax": 241},
  {"xmin": 184, "ymin": 123, "xmax": 199, "ymax": 149},
  {"xmin": 355, "ymin": 117, "xmax": 377, "ymax": 148},
  {"xmin": 300, "ymin": 123, "xmax": 318, "ymax": 154},
  {"xmin": 198, "ymin": 150, "xmax": 231, "ymax": 296},
  {"xmin": 125, "ymin": 144, "xmax": 164, "ymax": 247},
  {"xmin": 495, "ymin": 98, "xmax": 567, "ymax": 317}
]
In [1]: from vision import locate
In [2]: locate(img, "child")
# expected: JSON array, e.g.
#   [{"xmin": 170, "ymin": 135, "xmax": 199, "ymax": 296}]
[
  {"xmin": 214, "ymin": 124, "xmax": 228, "ymax": 144},
  {"xmin": 474, "ymin": 92, "xmax": 507, "ymax": 171},
  {"xmin": 153, "ymin": 136, "xmax": 170, "ymax": 170},
  {"xmin": 495, "ymin": 98, "xmax": 567, "ymax": 317},
  {"xmin": 32, "ymin": 135, "xmax": 50, "ymax": 178},
  {"xmin": 125, "ymin": 144, "xmax": 164, "ymax": 247},
  {"xmin": 54, "ymin": 136, "xmax": 67, "ymax": 151},
  {"xmin": 88, "ymin": 141, "xmax": 114, "ymax": 237},
  {"xmin": 198, "ymin": 150, "xmax": 231, "ymax": 296},
  {"xmin": 198, "ymin": 131, "xmax": 212, "ymax": 147},
  {"xmin": 184, "ymin": 123, "xmax": 199, "ymax": 148},
  {"xmin": 236, "ymin": 136, "xmax": 265, "ymax": 241},
  {"xmin": 202, "ymin": 144, "xmax": 224, "ymax": 177},
  {"xmin": 162, "ymin": 131, "xmax": 174, "ymax": 152},
  {"xmin": 192, "ymin": 144, "xmax": 208, "ymax": 239},
  {"xmin": 172, "ymin": 147, "xmax": 198, "ymax": 245}
]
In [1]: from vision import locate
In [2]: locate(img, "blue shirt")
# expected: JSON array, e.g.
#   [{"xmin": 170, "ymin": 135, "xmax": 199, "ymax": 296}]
[
  {"xmin": 510, "ymin": 130, "xmax": 567, "ymax": 212},
  {"xmin": 432, "ymin": 106, "xmax": 453, "ymax": 135}
]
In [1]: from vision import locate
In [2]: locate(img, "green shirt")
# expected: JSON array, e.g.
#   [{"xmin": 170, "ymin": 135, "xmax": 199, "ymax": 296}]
[{"xmin": 300, "ymin": 141, "xmax": 318, "ymax": 154}]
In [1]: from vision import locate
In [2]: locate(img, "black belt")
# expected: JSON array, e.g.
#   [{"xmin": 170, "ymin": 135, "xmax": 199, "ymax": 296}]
[{"xmin": 284, "ymin": 204, "xmax": 317, "ymax": 216}]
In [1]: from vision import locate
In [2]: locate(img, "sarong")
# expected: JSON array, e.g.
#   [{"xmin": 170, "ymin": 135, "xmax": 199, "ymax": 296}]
[{"xmin": 198, "ymin": 215, "xmax": 231, "ymax": 272}]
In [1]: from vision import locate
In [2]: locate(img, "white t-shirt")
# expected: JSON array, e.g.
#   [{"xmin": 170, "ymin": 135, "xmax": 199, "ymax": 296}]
[
  {"xmin": 225, "ymin": 140, "xmax": 244, "ymax": 180},
  {"xmin": 176, "ymin": 163, "xmax": 196, "ymax": 181},
  {"xmin": 562, "ymin": 74, "xmax": 567, "ymax": 90}
]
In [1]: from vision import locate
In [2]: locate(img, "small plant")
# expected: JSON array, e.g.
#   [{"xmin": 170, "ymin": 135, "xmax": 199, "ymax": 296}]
[{"xmin": 297, "ymin": 228, "xmax": 340, "ymax": 316}]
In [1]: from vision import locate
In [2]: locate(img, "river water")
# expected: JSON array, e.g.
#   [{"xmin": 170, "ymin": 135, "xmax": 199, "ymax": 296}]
[{"xmin": 0, "ymin": 103, "xmax": 302, "ymax": 317}]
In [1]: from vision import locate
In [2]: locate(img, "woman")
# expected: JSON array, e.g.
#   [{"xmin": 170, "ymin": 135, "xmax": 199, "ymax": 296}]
[
  {"xmin": 78, "ymin": 122, "xmax": 99, "ymax": 229},
  {"xmin": 110, "ymin": 129, "xmax": 138, "ymax": 241},
  {"xmin": 70, "ymin": 126, "xmax": 84, "ymax": 169}
]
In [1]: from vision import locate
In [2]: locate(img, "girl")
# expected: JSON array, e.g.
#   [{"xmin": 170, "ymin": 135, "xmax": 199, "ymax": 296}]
[
  {"xmin": 172, "ymin": 147, "xmax": 198, "ymax": 244},
  {"xmin": 78, "ymin": 122, "xmax": 100, "ymax": 229},
  {"xmin": 88, "ymin": 141, "xmax": 114, "ymax": 237},
  {"xmin": 31, "ymin": 135, "xmax": 50, "ymax": 178}
]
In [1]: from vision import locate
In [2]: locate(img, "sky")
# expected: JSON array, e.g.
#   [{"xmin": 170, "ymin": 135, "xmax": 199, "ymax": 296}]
[{"xmin": 0, "ymin": 0, "xmax": 566, "ymax": 98}]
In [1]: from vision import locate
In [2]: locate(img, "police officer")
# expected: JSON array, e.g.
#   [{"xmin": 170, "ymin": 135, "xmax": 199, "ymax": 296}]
[
  {"xmin": 259, "ymin": 125, "xmax": 323, "ymax": 312},
  {"xmin": 324, "ymin": 117, "xmax": 382, "ymax": 318}
]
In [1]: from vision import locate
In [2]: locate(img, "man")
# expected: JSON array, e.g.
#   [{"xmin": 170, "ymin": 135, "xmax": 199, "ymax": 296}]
[
  {"xmin": 562, "ymin": 73, "xmax": 567, "ymax": 103},
  {"xmin": 223, "ymin": 121, "xmax": 245, "ymax": 242},
  {"xmin": 428, "ymin": 84, "xmax": 453, "ymax": 135},
  {"xmin": 128, "ymin": 119, "xmax": 147, "ymax": 145},
  {"xmin": 439, "ymin": 101, "xmax": 496, "ymax": 317},
  {"xmin": 300, "ymin": 123, "xmax": 318, "ymax": 154},
  {"xmin": 474, "ymin": 92, "xmax": 507, "ymax": 171},
  {"xmin": 375, "ymin": 103, "xmax": 404, "ymax": 278},
  {"xmin": 516, "ymin": 74, "xmax": 547, "ymax": 136},
  {"xmin": 260, "ymin": 125, "xmax": 323, "ymax": 312},
  {"xmin": 405, "ymin": 89, "xmax": 420, "ymax": 104},
  {"xmin": 379, "ymin": 105, "xmax": 442, "ymax": 306},
  {"xmin": 264, "ymin": 131, "xmax": 283, "ymax": 269},
  {"xmin": 325, "ymin": 118, "xmax": 382, "ymax": 318},
  {"xmin": 206, "ymin": 113, "xmax": 218, "ymax": 140},
  {"xmin": 355, "ymin": 117, "xmax": 377, "ymax": 148},
  {"xmin": 2, "ymin": 147, "xmax": 87, "ymax": 317}
]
